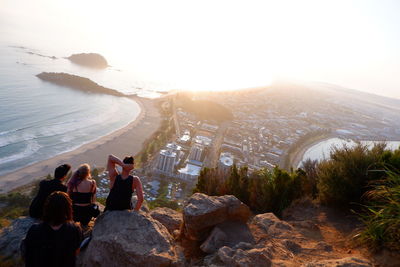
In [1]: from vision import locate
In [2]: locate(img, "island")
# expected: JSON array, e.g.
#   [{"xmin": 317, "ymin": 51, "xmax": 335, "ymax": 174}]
[
  {"xmin": 36, "ymin": 72, "xmax": 125, "ymax": 97},
  {"xmin": 67, "ymin": 53, "xmax": 108, "ymax": 68}
]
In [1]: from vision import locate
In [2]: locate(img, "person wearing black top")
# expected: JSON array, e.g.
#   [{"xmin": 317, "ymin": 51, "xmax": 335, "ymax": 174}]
[
  {"xmin": 105, "ymin": 155, "xmax": 143, "ymax": 211},
  {"xmin": 29, "ymin": 164, "xmax": 71, "ymax": 219},
  {"xmin": 24, "ymin": 191, "xmax": 83, "ymax": 267},
  {"xmin": 67, "ymin": 164, "xmax": 99, "ymax": 227}
]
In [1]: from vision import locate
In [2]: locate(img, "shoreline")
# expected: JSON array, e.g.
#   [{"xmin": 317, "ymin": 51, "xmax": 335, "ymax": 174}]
[
  {"xmin": 288, "ymin": 134, "xmax": 334, "ymax": 169},
  {"xmin": 0, "ymin": 96, "xmax": 162, "ymax": 193}
]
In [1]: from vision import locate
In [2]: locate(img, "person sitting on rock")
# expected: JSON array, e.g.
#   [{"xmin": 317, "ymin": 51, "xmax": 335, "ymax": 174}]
[
  {"xmin": 29, "ymin": 164, "xmax": 71, "ymax": 219},
  {"xmin": 67, "ymin": 164, "xmax": 100, "ymax": 228},
  {"xmin": 105, "ymin": 154, "xmax": 143, "ymax": 211},
  {"xmin": 24, "ymin": 191, "xmax": 83, "ymax": 267}
]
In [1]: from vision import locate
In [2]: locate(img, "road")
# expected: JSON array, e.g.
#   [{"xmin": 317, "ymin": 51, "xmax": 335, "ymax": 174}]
[{"xmin": 203, "ymin": 121, "xmax": 230, "ymax": 168}]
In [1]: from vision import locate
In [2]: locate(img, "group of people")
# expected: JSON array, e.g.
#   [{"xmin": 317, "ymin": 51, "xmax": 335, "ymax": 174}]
[{"xmin": 24, "ymin": 155, "xmax": 144, "ymax": 267}]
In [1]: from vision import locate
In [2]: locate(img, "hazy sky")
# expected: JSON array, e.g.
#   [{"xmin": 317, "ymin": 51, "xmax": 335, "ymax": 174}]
[{"xmin": 1, "ymin": 0, "xmax": 399, "ymax": 97}]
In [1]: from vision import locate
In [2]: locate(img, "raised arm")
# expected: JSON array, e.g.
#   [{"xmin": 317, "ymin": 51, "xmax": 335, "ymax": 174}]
[
  {"xmin": 107, "ymin": 154, "xmax": 123, "ymax": 187},
  {"xmin": 132, "ymin": 176, "xmax": 144, "ymax": 211}
]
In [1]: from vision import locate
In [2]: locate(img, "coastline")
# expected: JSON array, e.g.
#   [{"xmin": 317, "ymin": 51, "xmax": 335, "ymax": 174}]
[
  {"xmin": 0, "ymin": 96, "xmax": 162, "ymax": 193},
  {"xmin": 288, "ymin": 134, "xmax": 334, "ymax": 169}
]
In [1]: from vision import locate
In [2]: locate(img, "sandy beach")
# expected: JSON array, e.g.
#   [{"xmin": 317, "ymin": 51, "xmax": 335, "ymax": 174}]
[
  {"xmin": 0, "ymin": 96, "xmax": 162, "ymax": 193},
  {"xmin": 289, "ymin": 134, "xmax": 334, "ymax": 169}
]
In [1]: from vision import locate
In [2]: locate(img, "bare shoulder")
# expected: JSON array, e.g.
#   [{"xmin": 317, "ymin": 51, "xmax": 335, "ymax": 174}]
[
  {"xmin": 132, "ymin": 175, "xmax": 141, "ymax": 182},
  {"xmin": 132, "ymin": 176, "xmax": 142, "ymax": 186}
]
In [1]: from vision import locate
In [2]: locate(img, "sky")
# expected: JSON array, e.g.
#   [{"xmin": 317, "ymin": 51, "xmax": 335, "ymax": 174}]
[{"xmin": 1, "ymin": 0, "xmax": 400, "ymax": 97}]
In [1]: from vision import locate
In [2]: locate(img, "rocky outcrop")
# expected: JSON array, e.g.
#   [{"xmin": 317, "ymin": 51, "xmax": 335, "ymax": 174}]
[
  {"xmin": 200, "ymin": 221, "xmax": 254, "ymax": 254},
  {"xmin": 305, "ymin": 257, "xmax": 373, "ymax": 267},
  {"xmin": 203, "ymin": 242, "xmax": 274, "ymax": 267},
  {"xmin": 67, "ymin": 53, "xmax": 108, "ymax": 68},
  {"xmin": 78, "ymin": 210, "xmax": 180, "ymax": 267},
  {"xmin": 251, "ymin": 213, "xmax": 296, "ymax": 239},
  {"xmin": 150, "ymin": 207, "xmax": 182, "ymax": 235},
  {"xmin": 0, "ymin": 217, "xmax": 36, "ymax": 263},
  {"xmin": 182, "ymin": 193, "xmax": 251, "ymax": 241}
]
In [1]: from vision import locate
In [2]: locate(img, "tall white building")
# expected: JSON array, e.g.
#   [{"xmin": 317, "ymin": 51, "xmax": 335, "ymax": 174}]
[
  {"xmin": 189, "ymin": 144, "xmax": 203, "ymax": 161},
  {"xmin": 156, "ymin": 149, "xmax": 177, "ymax": 174}
]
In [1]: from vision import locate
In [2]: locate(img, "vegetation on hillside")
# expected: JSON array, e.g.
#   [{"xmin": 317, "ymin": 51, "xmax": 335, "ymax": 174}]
[
  {"xmin": 194, "ymin": 142, "xmax": 400, "ymax": 251},
  {"xmin": 194, "ymin": 165, "xmax": 305, "ymax": 217},
  {"xmin": 175, "ymin": 93, "xmax": 233, "ymax": 122},
  {"xmin": 356, "ymin": 170, "xmax": 400, "ymax": 251}
]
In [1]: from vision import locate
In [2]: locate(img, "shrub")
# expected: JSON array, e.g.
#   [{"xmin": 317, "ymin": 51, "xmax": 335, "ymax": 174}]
[
  {"xmin": 355, "ymin": 170, "xmax": 400, "ymax": 251},
  {"xmin": 194, "ymin": 165, "xmax": 302, "ymax": 217},
  {"xmin": 317, "ymin": 143, "xmax": 388, "ymax": 207}
]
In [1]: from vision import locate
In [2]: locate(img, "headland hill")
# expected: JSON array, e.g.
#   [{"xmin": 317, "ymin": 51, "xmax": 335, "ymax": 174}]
[
  {"xmin": 66, "ymin": 53, "xmax": 109, "ymax": 69},
  {"xmin": 36, "ymin": 72, "xmax": 125, "ymax": 97}
]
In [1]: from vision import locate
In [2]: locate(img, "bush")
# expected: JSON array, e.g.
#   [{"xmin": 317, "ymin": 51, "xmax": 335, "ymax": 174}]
[
  {"xmin": 356, "ymin": 170, "xmax": 400, "ymax": 251},
  {"xmin": 193, "ymin": 165, "xmax": 302, "ymax": 217},
  {"xmin": 317, "ymin": 143, "xmax": 389, "ymax": 207},
  {"xmin": 0, "ymin": 192, "xmax": 32, "ymax": 228}
]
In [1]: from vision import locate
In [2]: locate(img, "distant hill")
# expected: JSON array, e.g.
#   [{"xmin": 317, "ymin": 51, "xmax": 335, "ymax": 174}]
[
  {"xmin": 175, "ymin": 93, "xmax": 233, "ymax": 122},
  {"xmin": 67, "ymin": 53, "xmax": 108, "ymax": 69},
  {"xmin": 36, "ymin": 72, "xmax": 124, "ymax": 97}
]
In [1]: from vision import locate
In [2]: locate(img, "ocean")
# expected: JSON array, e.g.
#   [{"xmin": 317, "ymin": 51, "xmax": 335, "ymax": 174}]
[{"xmin": 0, "ymin": 44, "xmax": 150, "ymax": 176}]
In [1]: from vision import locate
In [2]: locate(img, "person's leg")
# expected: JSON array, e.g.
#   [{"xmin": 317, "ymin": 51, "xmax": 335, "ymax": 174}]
[
  {"xmin": 79, "ymin": 206, "xmax": 93, "ymax": 226},
  {"xmin": 72, "ymin": 205, "xmax": 81, "ymax": 223}
]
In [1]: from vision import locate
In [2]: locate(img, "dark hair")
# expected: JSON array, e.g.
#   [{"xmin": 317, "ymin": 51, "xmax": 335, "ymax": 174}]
[
  {"xmin": 42, "ymin": 191, "xmax": 73, "ymax": 226},
  {"xmin": 123, "ymin": 156, "xmax": 134, "ymax": 164},
  {"xmin": 54, "ymin": 164, "xmax": 71, "ymax": 179}
]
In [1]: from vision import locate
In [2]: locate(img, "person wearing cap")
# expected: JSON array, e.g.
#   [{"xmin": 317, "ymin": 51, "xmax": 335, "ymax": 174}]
[
  {"xmin": 29, "ymin": 164, "xmax": 71, "ymax": 219},
  {"xmin": 105, "ymin": 154, "xmax": 143, "ymax": 211}
]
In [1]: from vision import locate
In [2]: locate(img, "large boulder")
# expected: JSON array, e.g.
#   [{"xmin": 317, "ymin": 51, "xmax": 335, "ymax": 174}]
[
  {"xmin": 183, "ymin": 193, "xmax": 251, "ymax": 241},
  {"xmin": 150, "ymin": 207, "xmax": 182, "ymax": 235},
  {"xmin": 200, "ymin": 221, "xmax": 254, "ymax": 254},
  {"xmin": 251, "ymin": 213, "xmax": 295, "ymax": 239},
  {"xmin": 78, "ymin": 210, "xmax": 179, "ymax": 267},
  {"xmin": 214, "ymin": 242, "xmax": 273, "ymax": 267},
  {"xmin": 0, "ymin": 216, "xmax": 36, "ymax": 264}
]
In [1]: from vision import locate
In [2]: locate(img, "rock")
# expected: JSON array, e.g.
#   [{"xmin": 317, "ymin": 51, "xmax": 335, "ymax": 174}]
[
  {"xmin": 200, "ymin": 221, "xmax": 255, "ymax": 254},
  {"xmin": 132, "ymin": 195, "xmax": 150, "ymax": 213},
  {"xmin": 78, "ymin": 210, "xmax": 178, "ymax": 266},
  {"xmin": 0, "ymin": 217, "xmax": 37, "ymax": 263},
  {"xmin": 183, "ymin": 193, "xmax": 251, "ymax": 241},
  {"xmin": 150, "ymin": 207, "xmax": 182, "ymax": 234},
  {"xmin": 315, "ymin": 241, "xmax": 333, "ymax": 252},
  {"xmin": 304, "ymin": 256, "xmax": 372, "ymax": 267},
  {"xmin": 252, "ymin": 213, "xmax": 295, "ymax": 239},
  {"xmin": 217, "ymin": 244, "xmax": 273, "ymax": 267},
  {"xmin": 291, "ymin": 220, "xmax": 320, "ymax": 230},
  {"xmin": 283, "ymin": 240, "xmax": 302, "ymax": 254},
  {"xmin": 67, "ymin": 53, "xmax": 108, "ymax": 68}
]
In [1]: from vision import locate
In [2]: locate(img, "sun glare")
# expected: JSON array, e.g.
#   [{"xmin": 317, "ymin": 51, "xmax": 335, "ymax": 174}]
[{"xmin": 1, "ymin": 0, "xmax": 398, "ymax": 95}]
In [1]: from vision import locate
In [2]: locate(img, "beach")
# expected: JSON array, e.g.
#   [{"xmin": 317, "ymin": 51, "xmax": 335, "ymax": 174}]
[
  {"xmin": 288, "ymin": 134, "xmax": 333, "ymax": 169},
  {"xmin": 0, "ymin": 96, "xmax": 162, "ymax": 193}
]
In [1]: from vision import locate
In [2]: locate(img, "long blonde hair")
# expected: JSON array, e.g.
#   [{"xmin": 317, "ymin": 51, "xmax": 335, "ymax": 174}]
[{"xmin": 68, "ymin": 163, "xmax": 91, "ymax": 190}]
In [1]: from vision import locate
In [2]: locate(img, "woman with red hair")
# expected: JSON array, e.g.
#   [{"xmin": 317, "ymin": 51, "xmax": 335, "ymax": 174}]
[{"xmin": 24, "ymin": 191, "xmax": 82, "ymax": 267}]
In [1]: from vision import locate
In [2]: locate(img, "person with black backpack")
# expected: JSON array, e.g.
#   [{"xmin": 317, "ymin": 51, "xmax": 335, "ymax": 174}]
[
  {"xmin": 24, "ymin": 191, "xmax": 83, "ymax": 267},
  {"xmin": 29, "ymin": 164, "xmax": 71, "ymax": 219}
]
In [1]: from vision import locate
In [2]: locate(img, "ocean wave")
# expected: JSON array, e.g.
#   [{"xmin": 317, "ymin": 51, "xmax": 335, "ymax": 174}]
[
  {"xmin": 0, "ymin": 140, "xmax": 41, "ymax": 165},
  {"xmin": 0, "ymin": 132, "xmax": 36, "ymax": 148}
]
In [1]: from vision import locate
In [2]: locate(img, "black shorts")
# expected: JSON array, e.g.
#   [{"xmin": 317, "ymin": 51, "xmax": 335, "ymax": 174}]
[{"xmin": 73, "ymin": 205, "xmax": 99, "ymax": 226}]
